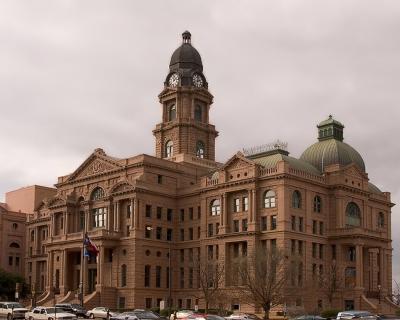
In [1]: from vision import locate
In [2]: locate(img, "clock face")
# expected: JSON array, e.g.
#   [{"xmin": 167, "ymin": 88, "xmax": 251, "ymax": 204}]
[
  {"xmin": 168, "ymin": 73, "xmax": 179, "ymax": 87},
  {"xmin": 192, "ymin": 74, "xmax": 204, "ymax": 87}
]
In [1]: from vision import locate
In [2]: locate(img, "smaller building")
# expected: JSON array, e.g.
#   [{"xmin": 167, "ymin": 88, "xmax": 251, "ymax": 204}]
[{"xmin": 0, "ymin": 185, "xmax": 56, "ymax": 277}]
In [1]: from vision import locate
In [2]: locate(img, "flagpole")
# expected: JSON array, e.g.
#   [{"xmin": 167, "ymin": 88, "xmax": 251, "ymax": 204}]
[{"xmin": 80, "ymin": 232, "xmax": 85, "ymax": 307}]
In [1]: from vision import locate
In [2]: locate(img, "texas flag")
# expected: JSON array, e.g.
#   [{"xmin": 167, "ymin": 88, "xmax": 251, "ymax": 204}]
[{"xmin": 83, "ymin": 233, "xmax": 99, "ymax": 258}]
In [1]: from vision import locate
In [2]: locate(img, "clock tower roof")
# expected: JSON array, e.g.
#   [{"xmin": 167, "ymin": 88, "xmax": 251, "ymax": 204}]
[{"xmin": 169, "ymin": 31, "xmax": 203, "ymax": 72}]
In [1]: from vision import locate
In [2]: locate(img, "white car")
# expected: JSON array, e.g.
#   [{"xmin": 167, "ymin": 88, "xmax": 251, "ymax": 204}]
[
  {"xmin": 25, "ymin": 307, "xmax": 77, "ymax": 320},
  {"xmin": 0, "ymin": 302, "xmax": 29, "ymax": 320},
  {"xmin": 87, "ymin": 307, "xmax": 116, "ymax": 319},
  {"xmin": 336, "ymin": 311, "xmax": 375, "ymax": 320}
]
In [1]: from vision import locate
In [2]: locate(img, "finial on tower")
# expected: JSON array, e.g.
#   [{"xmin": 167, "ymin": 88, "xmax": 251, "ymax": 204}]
[{"xmin": 182, "ymin": 30, "xmax": 191, "ymax": 44}]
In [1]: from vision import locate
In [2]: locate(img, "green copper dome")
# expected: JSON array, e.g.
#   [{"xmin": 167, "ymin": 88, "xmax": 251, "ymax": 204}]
[{"xmin": 300, "ymin": 116, "xmax": 366, "ymax": 172}]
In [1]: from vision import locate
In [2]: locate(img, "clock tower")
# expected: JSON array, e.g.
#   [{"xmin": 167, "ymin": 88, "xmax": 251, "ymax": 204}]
[{"xmin": 153, "ymin": 31, "xmax": 218, "ymax": 161}]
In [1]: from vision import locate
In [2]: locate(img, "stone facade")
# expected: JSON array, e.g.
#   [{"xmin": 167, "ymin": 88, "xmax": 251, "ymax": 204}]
[{"xmin": 23, "ymin": 32, "xmax": 395, "ymax": 314}]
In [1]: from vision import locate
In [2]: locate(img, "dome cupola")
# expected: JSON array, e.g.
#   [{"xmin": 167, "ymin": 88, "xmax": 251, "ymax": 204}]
[
  {"xmin": 165, "ymin": 31, "xmax": 207, "ymax": 88},
  {"xmin": 300, "ymin": 116, "xmax": 366, "ymax": 172}
]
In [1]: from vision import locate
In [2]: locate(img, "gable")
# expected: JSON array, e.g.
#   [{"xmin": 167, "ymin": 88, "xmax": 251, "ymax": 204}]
[
  {"xmin": 67, "ymin": 149, "xmax": 123, "ymax": 182},
  {"xmin": 343, "ymin": 163, "xmax": 367, "ymax": 179}
]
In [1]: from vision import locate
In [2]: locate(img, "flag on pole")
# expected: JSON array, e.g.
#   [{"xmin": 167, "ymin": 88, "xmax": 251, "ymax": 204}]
[{"xmin": 83, "ymin": 233, "xmax": 99, "ymax": 258}]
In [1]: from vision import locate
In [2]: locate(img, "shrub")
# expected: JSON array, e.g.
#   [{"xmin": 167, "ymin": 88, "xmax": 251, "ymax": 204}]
[
  {"xmin": 321, "ymin": 309, "xmax": 340, "ymax": 319},
  {"xmin": 395, "ymin": 309, "xmax": 400, "ymax": 317}
]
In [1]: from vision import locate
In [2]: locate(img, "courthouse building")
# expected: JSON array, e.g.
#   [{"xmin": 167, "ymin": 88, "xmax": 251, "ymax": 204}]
[{"xmin": 25, "ymin": 31, "xmax": 395, "ymax": 313}]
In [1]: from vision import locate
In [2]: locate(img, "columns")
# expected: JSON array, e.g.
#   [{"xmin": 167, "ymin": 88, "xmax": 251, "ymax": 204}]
[
  {"xmin": 379, "ymin": 247, "xmax": 384, "ymax": 287},
  {"xmin": 96, "ymin": 246, "xmax": 103, "ymax": 288},
  {"xmin": 107, "ymin": 203, "xmax": 111, "ymax": 231},
  {"xmin": 130, "ymin": 198, "xmax": 134, "ymax": 224},
  {"xmin": 356, "ymin": 244, "xmax": 364, "ymax": 289},
  {"xmin": 47, "ymin": 251, "xmax": 54, "ymax": 291},
  {"xmin": 63, "ymin": 212, "xmax": 67, "ymax": 235},
  {"xmin": 251, "ymin": 189, "xmax": 256, "ymax": 223},
  {"xmin": 60, "ymin": 249, "xmax": 68, "ymax": 294},
  {"xmin": 134, "ymin": 198, "xmax": 139, "ymax": 229},
  {"xmin": 84, "ymin": 209, "xmax": 90, "ymax": 232},
  {"xmin": 223, "ymin": 194, "xmax": 228, "ymax": 227}
]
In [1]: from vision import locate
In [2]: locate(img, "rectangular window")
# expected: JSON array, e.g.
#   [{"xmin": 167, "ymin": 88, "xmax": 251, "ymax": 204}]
[
  {"xmin": 180, "ymin": 249, "xmax": 185, "ymax": 262},
  {"xmin": 242, "ymin": 242, "xmax": 247, "ymax": 256},
  {"xmin": 216, "ymin": 222, "xmax": 220, "ymax": 234},
  {"xmin": 167, "ymin": 208, "xmax": 173, "ymax": 221},
  {"xmin": 261, "ymin": 216, "xmax": 267, "ymax": 231},
  {"xmin": 332, "ymin": 244, "xmax": 337, "ymax": 260},
  {"xmin": 157, "ymin": 207, "xmax": 162, "ymax": 219},
  {"xmin": 312, "ymin": 243, "xmax": 317, "ymax": 258},
  {"xmin": 145, "ymin": 298, "xmax": 152, "ymax": 309},
  {"xmin": 291, "ymin": 239, "xmax": 296, "ymax": 254},
  {"xmin": 319, "ymin": 244, "xmax": 324, "ymax": 259},
  {"xmin": 145, "ymin": 205, "xmax": 152, "ymax": 218},
  {"xmin": 348, "ymin": 247, "xmax": 356, "ymax": 261},
  {"xmin": 197, "ymin": 226, "xmax": 201, "ymax": 239},
  {"xmin": 271, "ymin": 215, "xmax": 277, "ymax": 230},
  {"xmin": 180, "ymin": 267, "xmax": 185, "ymax": 288},
  {"xmin": 233, "ymin": 198, "xmax": 240, "ymax": 212},
  {"xmin": 119, "ymin": 297, "xmax": 126, "ymax": 310},
  {"xmin": 145, "ymin": 225, "xmax": 152, "ymax": 238},
  {"xmin": 180, "ymin": 229, "xmax": 185, "ymax": 241},
  {"xmin": 157, "ymin": 175, "xmax": 163, "ymax": 184},
  {"xmin": 180, "ymin": 209, "xmax": 185, "ymax": 221},
  {"xmin": 144, "ymin": 265, "xmax": 151, "ymax": 287},
  {"xmin": 312, "ymin": 220, "xmax": 317, "ymax": 234},
  {"xmin": 271, "ymin": 239, "xmax": 277, "ymax": 250},
  {"xmin": 242, "ymin": 219, "xmax": 248, "ymax": 232},
  {"xmin": 189, "ymin": 248, "xmax": 193, "ymax": 262},
  {"xmin": 189, "ymin": 207, "xmax": 194, "ymax": 220},
  {"xmin": 8, "ymin": 256, "xmax": 12, "ymax": 266},
  {"xmin": 156, "ymin": 227, "xmax": 162, "ymax": 240},
  {"xmin": 93, "ymin": 207, "xmax": 107, "ymax": 228},
  {"xmin": 167, "ymin": 228, "xmax": 172, "ymax": 241},
  {"xmin": 189, "ymin": 268, "xmax": 193, "ymax": 288},
  {"xmin": 126, "ymin": 225, "xmax": 130, "ymax": 236},
  {"xmin": 312, "ymin": 263, "xmax": 317, "ymax": 278},
  {"xmin": 198, "ymin": 206, "xmax": 201, "ymax": 219},
  {"xmin": 233, "ymin": 220, "xmax": 239, "ymax": 232},
  {"xmin": 298, "ymin": 240, "xmax": 303, "ymax": 256},
  {"xmin": 189, "ymin": 228, "xmax": 193, "ymax": 240},
  {"xmin": 298, "ymin": 217, "xmax": 304, "ymax": 232},
  {"xmin": 216, "ymin": 245, "xmax": 219, "ymax": 259},
  {"xmin": 291, "ymin": 215, "xmax": 296, "ymax": 230},
  {"xmin": 156, "ymin": 266, "xmax": 161, "ymax": 288},
  {"xmin": 208, "ymin": 245, "xmax": 214, "ymax": 260},
  {"xmin": 242, "ymin": 196, "xmax": 248, "ymax": 211},
  {"xmin": 319, "ymin": 221, "xmax": 324, "ymax": 235},
  {"xmin": 127, "ymin": 205, "xmax": 131, "ymax": 219},
  {"xmin": 79, "ymin": 211, "xmax": 85, "ymax": 231},
  {"xmin": 208, "ymin": 224, "xmax": 213, "ymax": 237},
  {"xmin": 28, "ymin": 262, "xmax": 32, "ymax": 272}
]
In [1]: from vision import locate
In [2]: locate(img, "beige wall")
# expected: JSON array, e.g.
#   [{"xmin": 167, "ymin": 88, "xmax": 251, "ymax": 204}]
[{"xmin": 6, "ymin": 185, "xmax": 56, "ymax": 214}]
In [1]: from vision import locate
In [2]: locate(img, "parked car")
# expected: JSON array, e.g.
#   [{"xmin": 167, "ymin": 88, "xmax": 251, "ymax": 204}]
[
  {"xmin": 336, "ymin": 311, "xmax": 375, "ymax": 320},
  {"xmin": 25, "ymin": 307, "xmax": 77, "ymax": 320},
  {"xmin": 225, "ymin": 314, "xmax": 261, "ymax": 320},
  {"xmin": 0, "ymin": 302, "xmax": 29, "ymax": 320},
  {"xmin": 110, "ymin": 313, "xmax": 138, "ymax": 320},
  {"xmin": 55, "ymin": 304, "xmax": 88, "ymax": 318},
  {"xmin": 132, "ymin": 310, "xmax": 164, "ymax": 320},
  {"xmin": 293, "ymin": 316, "xmax": 327, "ymax": 320},
  {"xmin": 87, "ymin": 307, "xmax": 117, "ymax": 319},
  {"xmin": 170, "ymin": 311, "xmax": 194, "ymax": 320}
]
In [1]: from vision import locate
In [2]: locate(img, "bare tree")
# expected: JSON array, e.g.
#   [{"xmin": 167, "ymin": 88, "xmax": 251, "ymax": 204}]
[
  {"xmin": 318, "ymin": 260, "xmax": 342, "ymax": 308},
  {"xmin": 392, "ymin": 280, "xmax": 400, "ymax": 305},
  {"xmin": 192, "ymin": 258, "xmax": 225, "ymax": 313},
  {"xmin": 236, "ymin": 247, "xmax": 288, "ymax": 320}
]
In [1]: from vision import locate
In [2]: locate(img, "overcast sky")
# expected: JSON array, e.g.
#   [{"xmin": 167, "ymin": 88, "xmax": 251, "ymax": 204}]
[{"xmin": 1, "ymin": 0, "xmax": 399, "ymax": 284}]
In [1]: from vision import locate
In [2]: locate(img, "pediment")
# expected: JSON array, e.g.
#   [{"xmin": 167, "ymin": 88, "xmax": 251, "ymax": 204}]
[
  {"xmin": 67, "ymin": 149, "xmax": 123, "ymax": 182},
  {"xmin": 221, "ymin": 152, "xmax": 255, "ymax": 172},
  {"xmin": 342, "ymin": 163, "xmax": 367, "ymax": 179}
]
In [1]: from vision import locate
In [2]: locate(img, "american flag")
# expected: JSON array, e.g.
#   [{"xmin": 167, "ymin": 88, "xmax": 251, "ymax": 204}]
[{"xmin": 83, "ymin": 233, "xmax": 99, "ymax": 257}]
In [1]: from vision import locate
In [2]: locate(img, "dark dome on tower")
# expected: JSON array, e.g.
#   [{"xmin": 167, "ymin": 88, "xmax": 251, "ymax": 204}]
[
  {"xmin": 169, "ymin": 31, "xmax": 203, "ymax": 72},
  {"xmin": 165, "ymin": 31, "xmax": 208, "ymax": 88},
  {"xmin": 300, "ymin": 116, "xmax": 366, "ymax": 172}
]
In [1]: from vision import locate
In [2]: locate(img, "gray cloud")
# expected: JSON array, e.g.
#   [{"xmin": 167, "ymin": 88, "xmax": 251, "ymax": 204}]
[{"xmin": 0, "ymin": 0, "xmax": 399, "ymax": 282}]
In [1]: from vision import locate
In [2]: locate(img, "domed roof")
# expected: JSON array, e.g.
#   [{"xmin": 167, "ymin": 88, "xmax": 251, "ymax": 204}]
[
  {"xmin": 300, "ymin": 139, "xmax": 366, "ymax": 172},
  {"xmin": 300, "ymin": 116, "xmax": 366, "ymax": 172},
  {"xmin": 169, "ymin": 31, "xmax": 203, "ymax": 72}
]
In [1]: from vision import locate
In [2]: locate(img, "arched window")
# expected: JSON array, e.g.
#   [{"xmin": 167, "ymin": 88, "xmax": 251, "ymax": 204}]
[
  {"xmin": 210, "ymin": 199, "xmax": 221, "ymax": 216},
  {"xmin": 165, "ymin": 140, "xmax": 173, "ymax": 158},
  {"xmin": 292, "ymin": 190, "xmax": 302, "ymax": 209},
  {"xmin": 196, "ymin": 141, "xmax": 205, "ymax": 158},
  {"xmin": 346, "ymin": 202, "xmax": 361, "ymax": 227},
  {"xmin": 194, "ymin": 105, "xmax": 202, "ymax": 122},
  {"xmin": 377, "ymin": 212, "xmax": 385, "ymax": 228},
  {"xmin": 263, "ymin": 190, "xmax": 276, "ymax": 208},
  {"xmin": 121, "ymin": 264, "xmax": 127, "ymax": 287},
  {"xmin": 313, "ymin": 196, "xmax": 322, "ymax": 213},
  {"xmin": 168, "ymin": 104, "xmax": 176, "ymax": 121},
  {"xmin": 90, "ymin": 187, "xmax": 105, "ymax": 201},
  {"xmin": 9, "ymin": 242, "xmax": 20, "ymax": 248}
]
